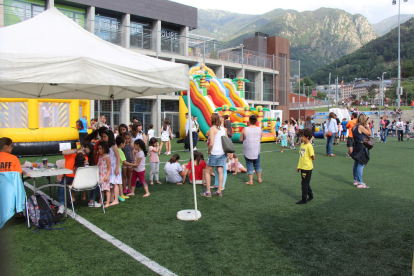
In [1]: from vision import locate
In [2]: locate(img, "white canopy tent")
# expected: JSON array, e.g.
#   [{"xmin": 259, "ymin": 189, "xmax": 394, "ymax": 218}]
[
  {"xmin": 0, "ymin": 8, "xmax": 200, "ymax": 220},
  {"xmin": 0, "ymin": 8, "xmax": 188, "ymax": 99}
]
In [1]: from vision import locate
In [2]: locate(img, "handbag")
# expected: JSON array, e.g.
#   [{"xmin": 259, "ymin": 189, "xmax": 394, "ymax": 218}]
[
  {"xmin": 221, "ymin": 135, "xmax": 235, "ymax": 153},
  {"xmin": 326, "ymin": 131, "xmax": 333, "ymax": 137},
  {"xmin": 363, "ymin": 135, "xmax": 374, "ymax": 150}
]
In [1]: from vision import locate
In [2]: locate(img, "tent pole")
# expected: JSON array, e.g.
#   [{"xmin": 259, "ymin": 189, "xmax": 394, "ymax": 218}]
[
  {"xmin": 187, "ymin": 84, "xmax": 198, "ymax": 220},
  {"xmin": 111, "ymin": 99, "xmax": 114, "ymax": 129}
]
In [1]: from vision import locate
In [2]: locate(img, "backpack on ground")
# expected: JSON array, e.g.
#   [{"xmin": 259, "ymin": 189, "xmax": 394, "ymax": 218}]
[{"xmin": 27, "ymin": 194, "xmax": 65, "ymax": 234}]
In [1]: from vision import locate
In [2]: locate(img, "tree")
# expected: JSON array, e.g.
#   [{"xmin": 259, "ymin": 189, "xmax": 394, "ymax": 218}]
[
  {"xmin": 367, "ymin": 84, "xmax": 378, "ymax": 102},
  {"xmin": 351, "ymin": 94, "xmax": 357, "ymax": 101},
  {"xmin": 361, "ymin": 95, "xmax": 369, "ymax": 102},
  {"xmin": 316, "ymin": 91, "xmax": 327, "ymax": 100}
]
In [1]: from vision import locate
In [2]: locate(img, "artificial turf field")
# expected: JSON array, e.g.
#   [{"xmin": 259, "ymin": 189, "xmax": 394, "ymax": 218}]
[{"xmin": 1, "ymin": 136, "xmax": 413, "ymax": 275}]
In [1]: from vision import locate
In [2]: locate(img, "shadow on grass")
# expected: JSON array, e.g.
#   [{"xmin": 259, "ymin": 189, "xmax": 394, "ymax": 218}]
[{"xmin": 257, "ymin": 190, "xmax": 414, "ymax": 275}]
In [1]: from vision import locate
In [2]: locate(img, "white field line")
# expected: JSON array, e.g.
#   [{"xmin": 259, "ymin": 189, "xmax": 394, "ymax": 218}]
[{"xmin": 24, "ymin": 182, "xmax": 178, "ymax": 276}]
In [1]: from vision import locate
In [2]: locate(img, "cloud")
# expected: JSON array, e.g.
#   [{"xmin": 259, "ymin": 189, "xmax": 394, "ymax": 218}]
[{"xmin": 171, "ymin": 0, "xmax": 414, "ymax": 23}]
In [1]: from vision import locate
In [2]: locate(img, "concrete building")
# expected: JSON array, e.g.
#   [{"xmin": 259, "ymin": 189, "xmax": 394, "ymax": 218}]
[
  {"xmin": 341, "ymin": 84, "xmax": 354, "ymax": 101},
  {"xmin": 1, "ymin": 0, "xmax": 287, "ymax": 136}
]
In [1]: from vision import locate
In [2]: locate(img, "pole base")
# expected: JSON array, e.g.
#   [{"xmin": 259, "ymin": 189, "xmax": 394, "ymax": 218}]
[{"xmin": 177, "ymin": 210, "xmax": 201, "ymax": 221}]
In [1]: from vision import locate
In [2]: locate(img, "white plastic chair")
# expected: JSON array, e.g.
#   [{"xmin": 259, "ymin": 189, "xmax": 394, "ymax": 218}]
[{"xmin": 68, "ymin": 166, "xmax": 105, "ymax": 218}]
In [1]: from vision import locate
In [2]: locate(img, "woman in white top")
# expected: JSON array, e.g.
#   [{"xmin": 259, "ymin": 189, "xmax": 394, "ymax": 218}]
[
  {"xmin": 325, "ymin": 112, "xmax": 339, "ymax": 157},
  {"xmin": 159, "ymin": 118, "xmax": 172, "ymax": 155},
  {"xmin": 41, "ymin": 102, "xmax": 51, "ymax": 128},
  {"xmin": 131, "ymin": 122, "xmax": 147, "ymax": 145},
  {"xmin": 200, "ymin": 113, "xmax": 226, "ymax": 197}
]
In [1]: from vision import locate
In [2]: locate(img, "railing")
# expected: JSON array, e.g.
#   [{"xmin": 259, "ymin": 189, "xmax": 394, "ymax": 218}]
[{"xmin": 1, "ymin": 5, "xmax": 299, "ymax": 72}]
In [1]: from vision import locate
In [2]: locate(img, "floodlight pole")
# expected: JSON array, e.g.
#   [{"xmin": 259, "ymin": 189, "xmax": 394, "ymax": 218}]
[
  {"xmin": 397, "ymin": 0, "xmax": 402, "ymax": 108},
  {"xmin": 328, "ymin": 73, "xmax": 331, "ymax": 110},
  {"xmin": 187, "ymin": 84, "xmax": 198, "ymax": 220},
  {"xmin": 298, "ymin": 60, "xmax": 301, "ymax": 120}
]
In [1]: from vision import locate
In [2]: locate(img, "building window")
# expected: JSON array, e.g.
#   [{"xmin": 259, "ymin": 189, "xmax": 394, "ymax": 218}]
[
  {"xmin": 245, "ymin": 71, "xmax": 255, "ymax": 100},
  {"xmin": 161, "ymin": 100, "xmax": 179, "ymax": 112},
  {"xmin": 161, "ymin": 28, "xmax": 181, "ymax": 54},
  {"xmin": 263, "ymin": 74, "xmax": 273, "ymax": 102},
  {"xmin": 4, "ymin": 0, "xmax": 45, "ymax": 26},
  {"xmin": 95, "ymin": 15, "xmax": 121, "ymax": 45},
  {"xmin": 130, "ymin": 22, "xmax": 152, "ymax": 50},
  {"xmin": 94, "ymin": 100, "xmax": 122, "ymax": 127},
  {"xmin": 224, "ymin": 68, "xmax": 237, "ymax": 79}
]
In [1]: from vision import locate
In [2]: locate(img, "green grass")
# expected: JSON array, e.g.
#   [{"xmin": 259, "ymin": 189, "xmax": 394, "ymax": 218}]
[
  {"xmin": 2, "ymin": 138, "xmax": 414, "ymax": 275},
  {"xmin": 314, "ymin": 106, "xmax": 412, "ymax": 112}
]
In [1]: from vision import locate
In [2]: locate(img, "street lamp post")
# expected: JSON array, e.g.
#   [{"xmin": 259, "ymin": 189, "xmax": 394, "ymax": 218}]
[{"xmin": 392, "ymin": 0, "xmax": 408, "ymax": 108}]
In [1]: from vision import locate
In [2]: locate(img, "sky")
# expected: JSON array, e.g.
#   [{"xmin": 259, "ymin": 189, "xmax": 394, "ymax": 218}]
[{"xmin": 171, "ymin": 0, "xmax": 414, "ymax": 24}]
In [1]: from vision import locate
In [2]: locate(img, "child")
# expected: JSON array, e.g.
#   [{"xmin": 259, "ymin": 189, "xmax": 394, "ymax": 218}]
[
  {"xmin": 226, "ymin": 153, "xmax": 247, "ymax": 174},
  {"xmin": 296, "ymin": 128, "xmax": 315, "ymax": 204},
  {"xmin": 116, "ymin": 136, "xmax": 139, "ymax": 199},
  {"xmin": 0, "ymin": 137, "xmax": 22, "ymax": 174},
  {"xmin": 148, "ymin": 137, "xmax": 162, "ymax": 185},
  {"xmin": 164, "ymin": 154, "xmax": 184, "ymax": 185},
  {"xmin": 288, "ymin": 118, "xmax": 297, "ymax": 150},
  {"xmin": 147, "ymin": 124, "xmax": 155, "ymax": 141},
  {"xmin": 159, "ymin": 118, "xmax": 172, "ymax": 155},
  {"xmin": 276, "ymin": 127, "xmax": 283, "ymax": 144},
  {"xmin": 405, "ymin": 121, "xmax": 410, "ymax": 141},
  {"xmin": 280, "ymin": 128, "xmax": 288, "ymax": 153},
  {"xmin": 113, "ymin": 125, "xmax": 119, "ymax": 138},
  {"xmin": 121, "ymin": 132, "xmax": 134, "ymax": 194},
  {"xmin": 376, "ymin": 130, "xmax": 381, "ymax": 142},
  {"xmin": 103, "ymin": 130, "xmax": 122, "ymax": 206},
  {"xmin": 97, "ymin": 142, "xmax": 111, "ymax": 208},
  {"xmin": 182, "ymin": 151, "xmax": 206, "ymax": 184},
  {"xmin": 128, "ymin": 139, "xmax": 150, "ymax": 197}
]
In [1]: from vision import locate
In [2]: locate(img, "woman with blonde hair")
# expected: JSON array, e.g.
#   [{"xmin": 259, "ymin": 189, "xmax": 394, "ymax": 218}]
[{"xmin": 351, "ymin": 114, "xmax": 372, "ymax": 188}]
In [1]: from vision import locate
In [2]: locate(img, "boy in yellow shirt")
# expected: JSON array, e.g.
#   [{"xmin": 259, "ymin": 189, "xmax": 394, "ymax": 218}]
[{"xmin": 296, "ymin": 128, "xmax": 315, "ymax": 204}]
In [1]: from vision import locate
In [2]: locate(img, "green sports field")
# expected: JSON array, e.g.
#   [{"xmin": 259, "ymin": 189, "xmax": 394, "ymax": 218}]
[{"xmin": 1, "ymin": 137, "xmax": 413, "ymax": 275}]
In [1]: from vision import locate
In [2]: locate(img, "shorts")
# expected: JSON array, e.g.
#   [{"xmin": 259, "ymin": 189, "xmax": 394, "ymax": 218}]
[
  {"xmin": 347, "ymin": 137, "xmax": 354, "ymax": 148},
  {"xmin": 131, "ymin": 170, "xmax": 147, "ymax": 187},
  {"xmin": 206, "ymin": 154, "xmax": 226, "ymax": 167},
  {"xmin": 190, "ymin": 180, "xmax": 204, "ymax": 185},
  {"xmin": 341, "ymin": 131, "xmax": 347, "ymax": 136},
  {"xmin": 122, "ymin": 165, "xmax": 132, "ymax": 170}
]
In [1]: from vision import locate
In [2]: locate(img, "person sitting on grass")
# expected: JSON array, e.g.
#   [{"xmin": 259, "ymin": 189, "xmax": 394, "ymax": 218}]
[
  {"xmin": 0, "ymin": 137, "xmax": 22, "ymax": 174},
  {"xmin": 164, "ymin": 154, "xmax": 185, "ymax": 185},
  {"xmin": 296, "ymin": 128, "xmax": 315, "ymax": 205},
  {"xmin": 182, "ymin": 151, "xmax": 206, "ymax": 185},
  {"xmin": 226, "ymin": 153, "xmax": 247, "ymax": 174}
]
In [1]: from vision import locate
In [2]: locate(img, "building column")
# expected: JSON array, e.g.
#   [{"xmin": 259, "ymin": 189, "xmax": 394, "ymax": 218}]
[
  {"xmin": 256, "ymin": 71, "xmax": 263, "ymax": 101},
  {"xmin": 121, "ymin": 98, "xmax": 130, "ymax": 125},
  {"xmin": 0, "ymin": 0, "xmax": 4, "ymax": 28},
  {"xmin": 152, "ymin": 20, "xmax": 161, "ymax": 54},
  {"xmin": 216, "ymin": 65, "xmax": 224, "ymax": 78},
  {"xmin": 85, "ymin": 6, "xmax": 95, "ymax": 33},
  {"xmin": 45, "ymin": 0, "xmax": 54, "ymax": 9},
  {"xmin": 121, "ymin": 13, "xmax": 130, "ymax": 48},
  {"xmin": 152, "ymin": 97, "xmax": 161, "ymax": 136},
  {"xmin": 90, "ymin": 100, "xmax": 95, "ymax": 120},
  {"xmin": 180, "ymin": 26, "xmax": 189, "ymax": 57}
]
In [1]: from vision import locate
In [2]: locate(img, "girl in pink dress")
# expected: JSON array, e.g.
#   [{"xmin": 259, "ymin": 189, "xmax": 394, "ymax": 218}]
[{"xmin": 97, "ymin": 142, "xmax": 111, "ymax": 208}]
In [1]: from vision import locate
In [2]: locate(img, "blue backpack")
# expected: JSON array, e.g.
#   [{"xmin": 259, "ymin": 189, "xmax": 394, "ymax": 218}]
[{"xmin": 27, "ymin": 194, "xmax": 65, "ymax": 234}]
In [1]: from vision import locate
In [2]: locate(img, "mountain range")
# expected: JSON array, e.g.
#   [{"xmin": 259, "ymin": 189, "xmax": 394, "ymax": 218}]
[
  {"xmin": 372, "ymin": 14, "xmax": 414, "ymax": 36},
  {"xmin": 192, "ymin": 8, "xmax": 378, "ymax": 77},
  {"xmin": 310, "ymin": 18, "xmax": 414, "ymax": 84}
]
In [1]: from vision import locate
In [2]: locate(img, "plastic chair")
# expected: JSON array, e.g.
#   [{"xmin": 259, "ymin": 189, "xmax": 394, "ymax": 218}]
[{"xmin": 68, "ymin": 166, "xmax": 105, "ymax": 218}]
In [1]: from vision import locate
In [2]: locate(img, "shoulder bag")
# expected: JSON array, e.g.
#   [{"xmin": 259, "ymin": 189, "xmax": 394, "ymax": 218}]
[
  {"xmin": 326, "ymin": 120, "xmax": 333, "ymax": 137},
  {"xmin": 363, "ymin": 135, "xmax": 374, "ymax": 150},
  {"xmin": 221, "ymin": 129, "xmax": 235, "ymax": 153}
]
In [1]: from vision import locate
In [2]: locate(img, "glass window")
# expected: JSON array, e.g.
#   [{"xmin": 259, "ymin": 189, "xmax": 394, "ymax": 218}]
[
  {"xmin": 4, "ymin": 0, "xmax": 45, "ymax": 26},
  {"xmin": 38, "ymin": 102, "xmax": 69, "ymax": 128},
  {"xmin": 161, "ymin": 100, "xmax": 179, "ymax": 112},
  {"xmin": 0, "ymin": 101, "xmax": 28, "ymax": 128},
  {"xmin": 130, "ymin": 22, "xmax": 152, "ymax": 50},
  {"xmin": 161, "ymin": 28, "xmax": 181, "ymax": 54},
  {"xmin": 245, "ymin": 71, "xmax": 256, "ymax": 100},
  {"xmin": 263, "ymin": 74, "xmax": 274, "ymax": 102},
  {"xmin": 95, "ymin": 15, "xmax": 121, "ymax": 45}
]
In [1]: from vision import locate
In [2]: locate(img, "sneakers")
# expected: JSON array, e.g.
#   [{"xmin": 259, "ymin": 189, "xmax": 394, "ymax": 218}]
[
  {"xmin": 213, "ymin": 191, "xmax": 222, "ymax": 197},
  {"xmin": 193, "ymin": 147, "xmax": 197, "ymax": 150},
  {"xmin": 295, "ymin": 200, "xmax": 307, "ymax": 204},
  {"xmin": 307, "ymin": 196, "xmax": 313, "ymax": 201},
  {"xmin": 200, "ymin": 191, "xmax": 211, "ymax": 197},
  {"xmin": 57, "ymin": 205, "xmax": 65, "ymax": 214},
  {"xmin": 88, "ymin": 201, "xmax": 102, "ymax": 208}
]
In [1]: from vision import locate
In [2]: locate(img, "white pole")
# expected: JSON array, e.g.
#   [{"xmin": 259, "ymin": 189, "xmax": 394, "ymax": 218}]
[
  {"xmin": 298, "ymin": 60, "xmax": 300, "ymax": 120},
  {"xmin": 397, "ymin": 0, "xmax": 401, "ymax": 108},
  {"xmin": 186, "ymin": 84, "xmax": 198, "ymax": 220},
  {"xmin": 328, "ymin": 73, "xmax": 331, "ymax": 110},
  {"xmin": 111, "ymin": 99, "xmax": 114, "ymax": 129}
]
